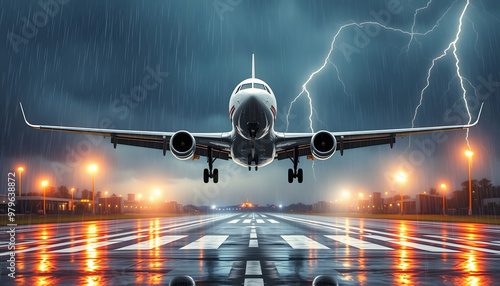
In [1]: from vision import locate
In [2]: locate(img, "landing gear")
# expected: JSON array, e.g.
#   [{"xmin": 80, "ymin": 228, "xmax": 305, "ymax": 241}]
[
  {"xmin": 203, "ymin": 147, "xmax": 218, "ymax": 183},
  {"xmin": 287, "ymin": 147, "xmax": 303, "ymax": 183}
]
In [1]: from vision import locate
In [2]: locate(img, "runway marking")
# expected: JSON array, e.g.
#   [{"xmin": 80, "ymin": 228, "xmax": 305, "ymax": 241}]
[
  {"xmin": 243, "ymin": 219, "xmax": 252, "ymax": 224},
  {"xmin": 180, "ymin": 235, "xmax": 229, "ymax": 250},
  {"xmin": 281, "ymin": 235, "xmax": 329, "ymax": 249},
  {"xmin": 250, "ymin": 233, "xmax": 257, "ymax": 239},
  {"xmin": 251, "ymin": 226, "xmax": 256, "ymax": 229},
  {"xmin": 52, "ymin": 235, "xmax": 142, "ymax": 253},
  {"xmin": 228, "ymin": 219, "xmax": 240, "ymax": 224},
  {"xmin": 260, "ymin": 214, "xmax": 267, "ymax": 218},
  {"xmin": 251, "ymin": 229, "xmax": 256, "ymax": 233},
  {"xmin": 115, "ymin": 235, "xmax": 186, "ymax": 250},
  {"xmin": 367, "ymin": 235, "xmax": 458, "ymax": 253},
  {"xmin": 244, "ymin": 278, "xmax": 264, "ymax": 286},
  {"xmin": 426, "ymin": 235, "xmax": 500, "ymax": 247},
  {"xmin": 278, "ymin": 215, "xmax": 500, "ymax": 254},
  {"xmin": 249, "ymin": 239, "xmax": 259, "ymax": 247},
  {"xmin": 268, "ymin": 219, "xmax": 279, "ymax": 224},
  {"xmin": 256, "ymin": 219, "xmax": 265, "ymax": 224},
  {"xmin": 245, "ymin": 260, "xmax": 262, "ymax": 275},
  {"xmin": 241, "ymin": 214, "xmax": 247, "ymax": 217},
  {"xmin": 325, "ymin": 235, "xmax": 392, "ymax": 250}
]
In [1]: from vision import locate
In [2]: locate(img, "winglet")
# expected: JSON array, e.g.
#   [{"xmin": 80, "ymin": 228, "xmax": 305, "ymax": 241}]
[
  {"xmin": 19, "ymin": 102, "xmax": 39, "ymax": 129},
  {"xmin": 469, "ymin": 102, "xmax": 484, "ymax": 127},
  {"xmin": 252, "ymin": 54, "xmax": 255, "ymax": 79}
]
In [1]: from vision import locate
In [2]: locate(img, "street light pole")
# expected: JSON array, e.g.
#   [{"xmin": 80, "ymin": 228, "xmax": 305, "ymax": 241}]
[
  {"xmin": 397, "ymin": 172, "xmax": 406, "ymax": 215},
  {"xmin": 465, "ymin": 151, "xmax": 473, "ymax": 216},
  {"xmin": 441, "ymin": 184, "xmax": 446, "ymax": 215},
  {"xmin": 18, "ymin": 167, "xmax": 23, "ymax": 197},
  {"xmin": 88, "ymin": 164, "xmax": 97, "ymax": 216},
  {"xmin": 41, "ymin": 180, "xmax": 48, "ymax": 215},
  {"xmin": 104, "ymin": 191, "xmax": 108, "ymax": 215},
  {"xmin": 71, "ymin": 188, "xmax": 74, "ymax": 214}
]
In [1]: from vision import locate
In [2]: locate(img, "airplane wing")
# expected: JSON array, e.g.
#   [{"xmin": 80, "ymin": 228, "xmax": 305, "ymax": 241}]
[
  {"xmin": 19, "ymin": 103, "xmax": 232, "ymax": 160},
  {"xmin": 275, "ymin": 103, "xmax": 483, "ymax": 160}
]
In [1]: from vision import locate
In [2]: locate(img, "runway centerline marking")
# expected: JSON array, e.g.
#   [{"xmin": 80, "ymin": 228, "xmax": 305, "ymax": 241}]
[
  {"xmin": 52, "ymin": 235, "xmax": 142, "ymax": 253},
  {"xmin": 115, "ymin": 235, "xmax": 187, "ymax": 250},
  {"xmin": 245, "ymin": 260, "xmax": 262, "ymax": 275},
  {"xmin": 281, "ymin": 235, "xmax": 329, "ymax": 249},
  {"xmin": 249, "ymin": 239, "xmax": 258, "ymax": 247},
  {"xmin": 325, "ymin": 235, "xmax": 392, "ymax": 250},
  {"xmin": 244, "ymin": 278, "xmax": 264, "ymax": 286},
  {"xmin": 180, "ymin": 235, "xmax": 229, "ymax": 250},
  {"xmin": 250, "ymin": 233, "xmax": 257, "ymax": 239}
]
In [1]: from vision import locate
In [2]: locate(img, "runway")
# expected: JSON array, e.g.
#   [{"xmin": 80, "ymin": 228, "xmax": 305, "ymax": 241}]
[{"xmin": 1, "ymin": 213, "xmax": 500, "ymax": 285}]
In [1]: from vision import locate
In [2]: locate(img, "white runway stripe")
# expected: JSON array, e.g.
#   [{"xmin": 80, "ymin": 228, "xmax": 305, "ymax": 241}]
[
  {"xmin": 426, "ymin": 235, "xmax": 500, "ymax": 247},
  {"xmin": 243, "ymin": 219, "xmax": 252, "ymax": 223},
  {"xmin": 180, "ymin": 235, "xmax": 228, "ymax": 250},
  {"xmin": 268, "ymin": 219, "xmax": 279, "ymax": 223},
  {"xmin": 256, "ymin": 219, "xmax": 265, "ymax": 224},
  {"xmin": 249, "ymin": 239, "xmax": 258, "ymax": 247},
  {"xmin": 241, "ymin": 214, "xmax": 247, "ymax": 217},
  {"xmin": 244, "ymin": 278, "xmax": 264, "ymax": 286},
  {"xmin": 250, "ymin": 233, "xmax": 257, "ymax": 239},
  {"xmin": 260, "ymin": 214, "xmax": 267, "ymax": 217},
  {"xmin": 115, "ymin": 235, "xmax": 186, "ymax": 250},
  {"xmin": 245, "ymin": 260, "xmax": 262, "ymax": 275},
  {"xmin": 52, "ymin": 235, "xmax": 142, "ymax": 253},
  {"xmin": 228, "ymin": 219, "xmax": 240, "ymax": 224},
  {"xmin": 281, "ymin": 235, "xmax": 329, "ymax": 249},
  {"xmin": 325, "ymin": 235, "xmax": 392, "ymax": 250},
  {"xmin": 368, "ymin": 235, "xmax": 458, "ymax": 253}
]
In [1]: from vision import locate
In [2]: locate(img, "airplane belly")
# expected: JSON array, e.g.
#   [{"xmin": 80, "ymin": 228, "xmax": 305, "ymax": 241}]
[{"xmin": 231, "ymin": 133, "xmax": 275, "ymax": 168}]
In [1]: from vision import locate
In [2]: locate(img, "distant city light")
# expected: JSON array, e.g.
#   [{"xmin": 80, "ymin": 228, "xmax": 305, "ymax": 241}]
[
  {"xmin": 342, "ymin": 190, "xmax": 350, "ymax": 198},
  {"xmin": 211, "ymin": 205, "xmax": 216, "ymax": 210},
  {"xmin": 279, "ymin": 204, "xmax": 282, "ymax": 208}
]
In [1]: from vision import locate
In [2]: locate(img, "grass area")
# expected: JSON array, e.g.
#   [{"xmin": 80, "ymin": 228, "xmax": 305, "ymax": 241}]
[
  {"xmin": 301, "ymin": 212, "xmax": 500, "ymax": 225},
  {"xmin": 0, "ymin": 213, "xmax": 205, "ymax": 225}
]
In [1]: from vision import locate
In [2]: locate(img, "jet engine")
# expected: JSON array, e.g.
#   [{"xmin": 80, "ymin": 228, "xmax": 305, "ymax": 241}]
[
  {"xmin": 170, "ymin": 131, "xmax": 196, "ymax": 160},
  {"xmin": 310, "ymin": 131, "xmax": 336, "ymax": 160}
]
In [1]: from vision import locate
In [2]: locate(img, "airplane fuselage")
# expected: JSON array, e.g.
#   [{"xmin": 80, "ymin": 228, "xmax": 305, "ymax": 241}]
[{"xmin": 229, "ymin": 78, "xmax": 277, "ymax": 168}]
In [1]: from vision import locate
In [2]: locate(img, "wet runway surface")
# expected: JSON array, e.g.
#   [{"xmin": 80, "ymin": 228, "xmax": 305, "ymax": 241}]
[{"xmin": 1, "ymin": 213, "xmax": 500, "ymax": 285}]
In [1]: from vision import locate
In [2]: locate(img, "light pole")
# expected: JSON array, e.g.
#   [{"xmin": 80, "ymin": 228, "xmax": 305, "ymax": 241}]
[
  {"xmin": 18, "ymin": 167, "xmax": 24, "ymax": 197},
  {"xmin": 465, "ymin": 150, "xmax": 473, "ymax": 215},
  {"xmin": 71, "ymin": 188, "xmax": 75, "ymax": 213},
  {"xmin": 441, "ymin": 184, "xmax": 446, "ymax": 215},
  {"xmin": 104, "ymin": 191, "xmax": 108, "ymax": 214},
  {"xmin": 88, "ymin": 164, "xmax": 98, "ymax": 215},
  {"xmin": 397, "ymin": 172, "xmax": 407, "ymax": 215},
  {"xmin": 41, "ymin": 180, "xmax": 48, "ymax": 215}
]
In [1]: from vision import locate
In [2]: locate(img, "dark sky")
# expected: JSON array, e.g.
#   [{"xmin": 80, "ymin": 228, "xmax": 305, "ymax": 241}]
[{"xmin": 1, "ymin": 0, "xmax": 499, "ymax": 206}]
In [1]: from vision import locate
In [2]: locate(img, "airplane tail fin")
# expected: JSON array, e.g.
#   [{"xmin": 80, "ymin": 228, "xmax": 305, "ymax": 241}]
[{"xmin": 252, "ymin": 54, "xmax": 255, "ymax": 79}]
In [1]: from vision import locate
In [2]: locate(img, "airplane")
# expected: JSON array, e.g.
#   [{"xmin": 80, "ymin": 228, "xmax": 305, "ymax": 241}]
[{"xmin": 20, "ymin": 54, "xmax": 483, "ymax": 184}]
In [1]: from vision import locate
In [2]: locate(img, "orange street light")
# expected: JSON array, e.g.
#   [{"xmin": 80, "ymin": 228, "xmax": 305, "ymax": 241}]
[
  {"xmin": 465, "ymin": 150, "xmax": 473, "ymax": 215},
  {"xmin": 17, "ymin": 167, "xmax": 24, "ymax": 197},
  {"xmin": 88, "ymin": 164, "xmax": 98, "ymax": 215},
  {"xmin": 441, "ymin": 184, "xmax": 446, "ymax": 215},
  {"xmin": 396, "ymin": 172, "xmax": 406, "ymax": 215},
  {"xmin": 358, "ymin": 193, "xmax": 364, "ymax": 198},
  {"xmin": 41, "ymin": 180, "xmax": 48, "ymax": 215}
]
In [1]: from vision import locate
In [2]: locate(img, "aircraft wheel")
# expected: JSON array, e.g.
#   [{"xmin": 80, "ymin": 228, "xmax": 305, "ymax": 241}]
[
  {"xmin": 213, "ymin": 168, "xmax": 219, "ymax": 184},
  {"xmin": 288, "ymin": 168, "xmax": 294, "ymax": 183},
  {"xmin": 203, "ymin": 169, "xmax": 209, "ymax": 183},
  {"xmin": 297, "ymin": 168, "xmax": 303, "ymax": 183}
]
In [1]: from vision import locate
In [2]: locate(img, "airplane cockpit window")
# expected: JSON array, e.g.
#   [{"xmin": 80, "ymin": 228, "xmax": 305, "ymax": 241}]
[
  {"xmin": 254, "ymin": 83, "xmax": 265, "ymax": 90},
  {"xmin": 241, "ymin": 83, "xmax": 252, "ymax": 90}
]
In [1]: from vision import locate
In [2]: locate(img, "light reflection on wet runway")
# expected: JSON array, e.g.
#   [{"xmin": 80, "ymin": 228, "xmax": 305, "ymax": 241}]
[{"xmin": 1, "ymin": 213, "xmax": 500, "ymax": 285}]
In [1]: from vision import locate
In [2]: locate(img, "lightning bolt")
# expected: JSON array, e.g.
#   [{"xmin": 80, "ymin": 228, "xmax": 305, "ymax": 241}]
[
  {"xmin": 285, "ymin": 0, "xmax": 476, "ymax": 179},
  {"xmin": 410, "ymin": 0, "xmax": 473, "ymax": 149}
]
